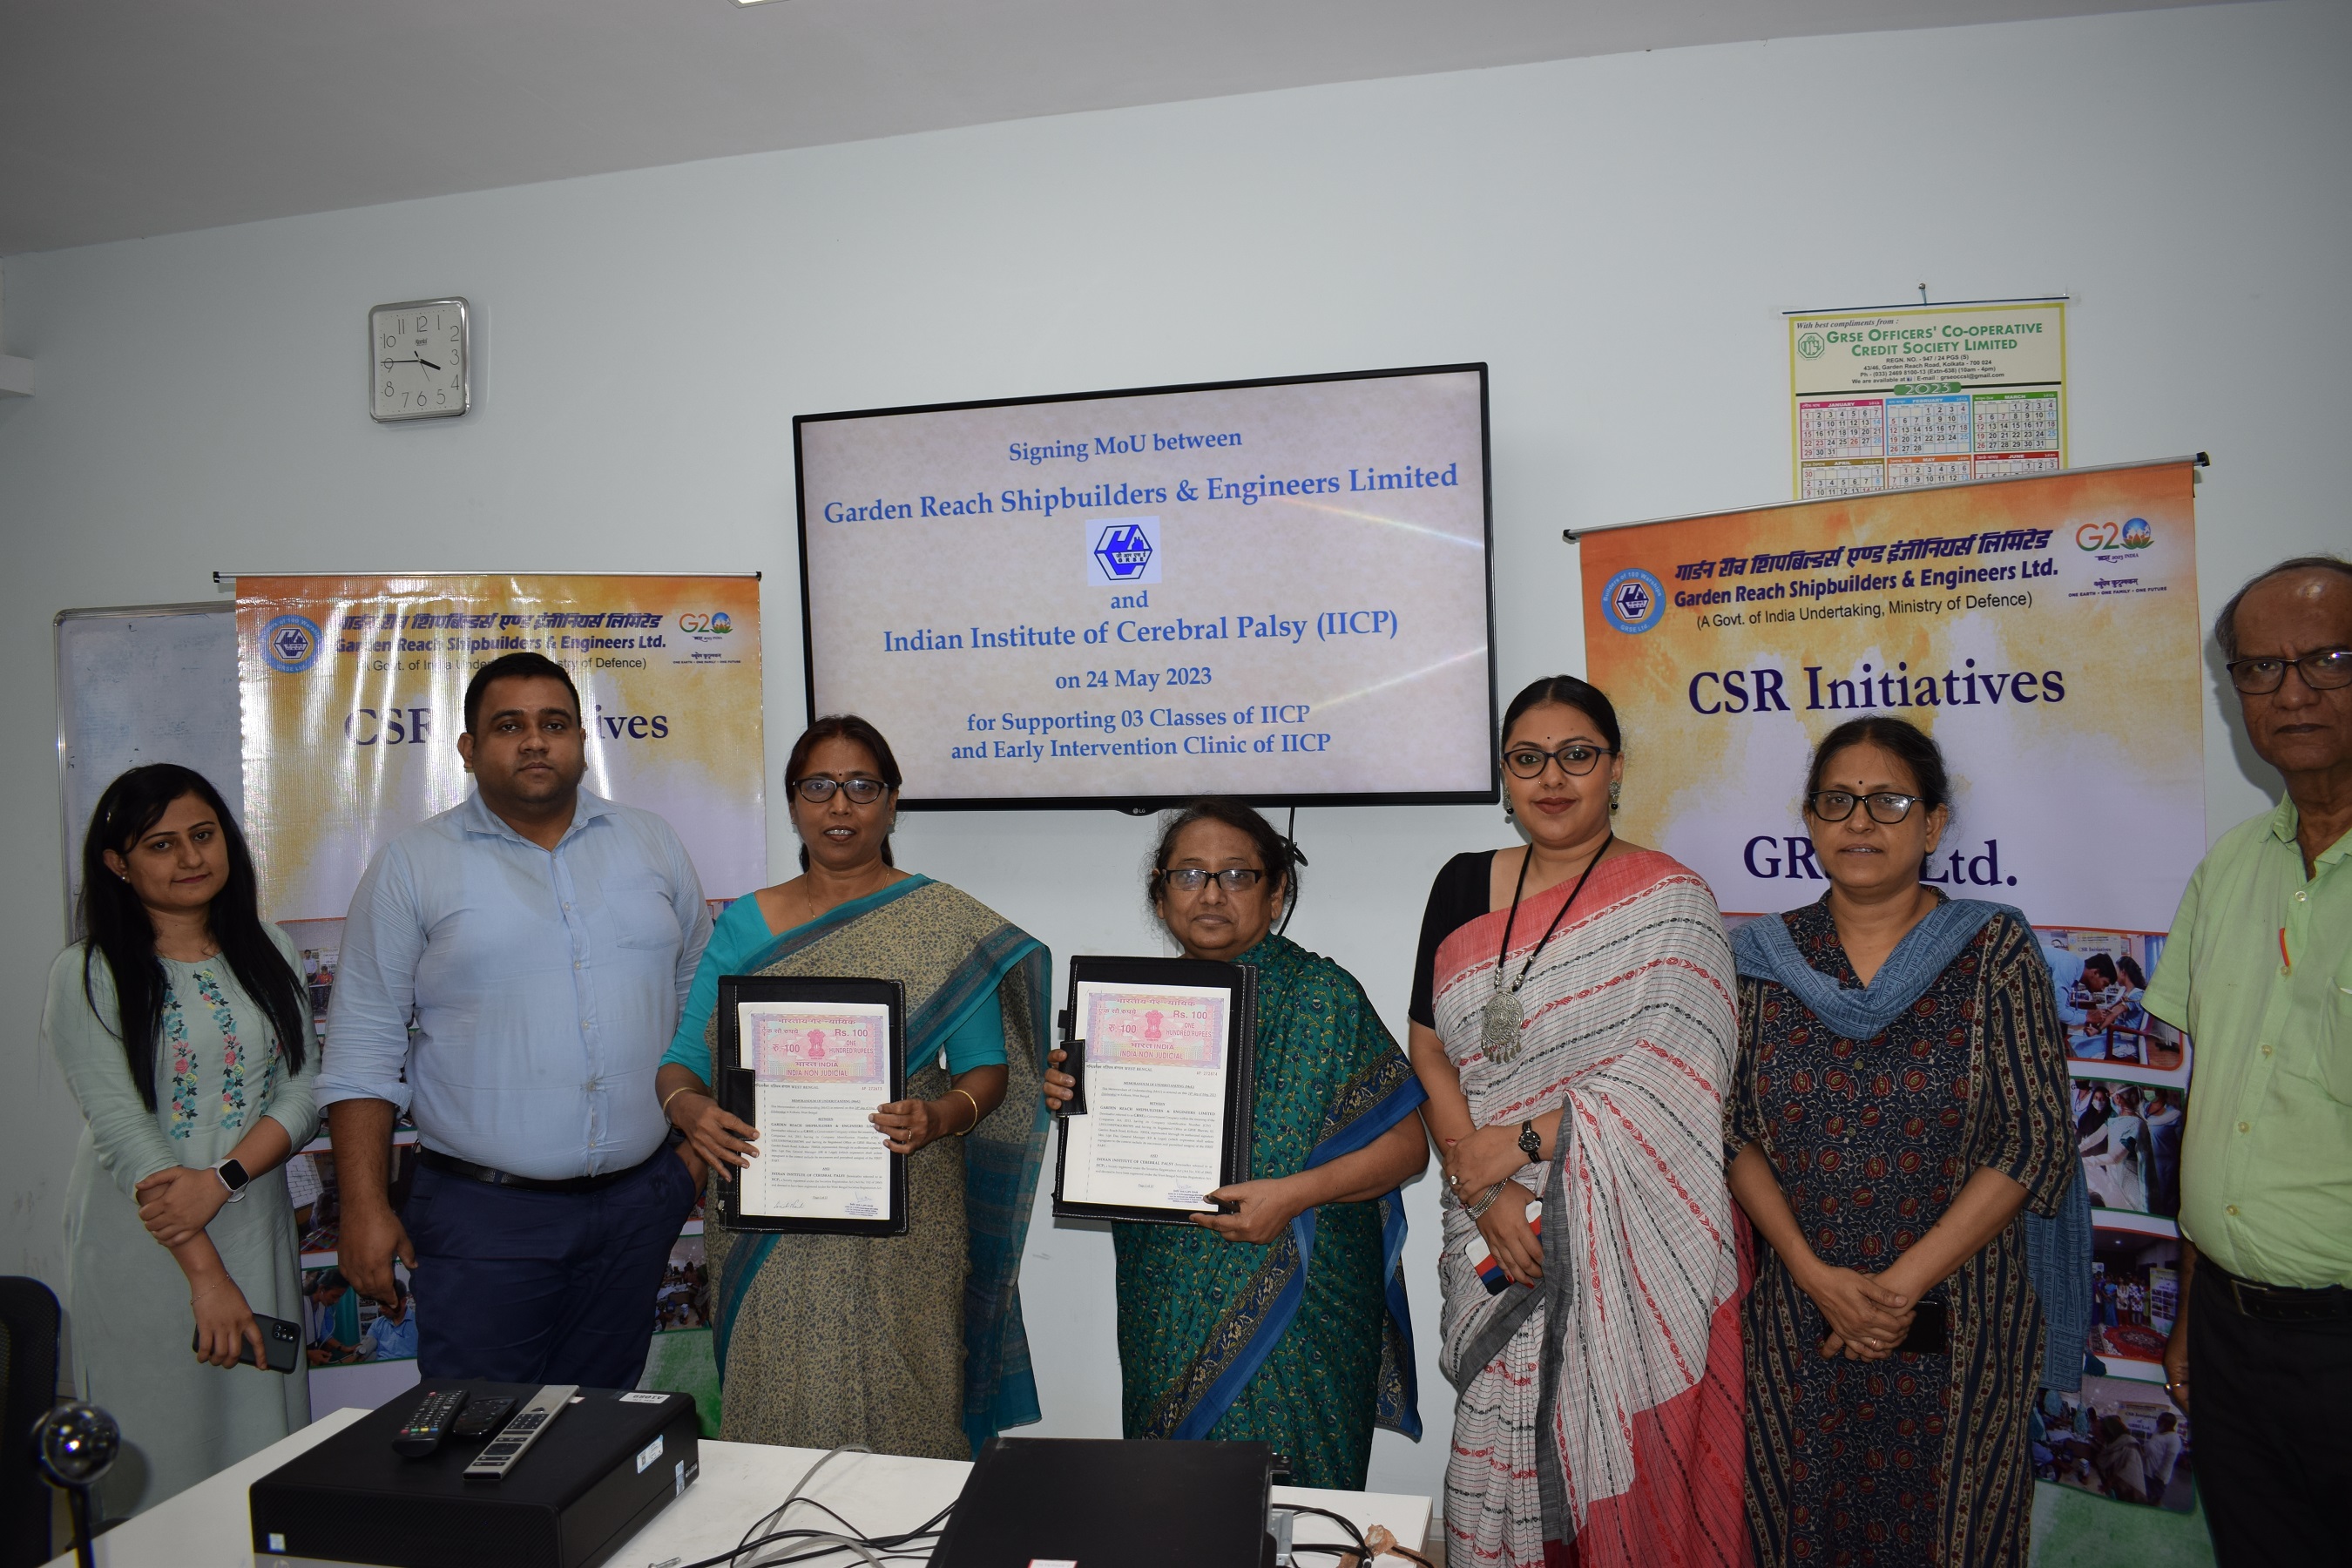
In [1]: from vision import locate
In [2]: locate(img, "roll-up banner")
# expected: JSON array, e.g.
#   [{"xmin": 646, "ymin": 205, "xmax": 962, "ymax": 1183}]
[
  {"xmin": 235, "ymin": 573, "xmax": 762, "ymax": 1423},
  {"xmin": 237, "ymin": 573, "xmax": 766, "ymax": 916},
  {"xmin": 1580, "ymin": 460, "xmax": 2200, "ymax": 929},
  {"xmin": 1583, "ymin": 460, "xmax": 2206, "ymax": 1511}
]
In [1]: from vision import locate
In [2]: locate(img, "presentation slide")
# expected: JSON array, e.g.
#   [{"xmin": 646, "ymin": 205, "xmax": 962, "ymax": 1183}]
[{"xmin": 796, "ymin": 366, "xmax": 1495, "ymax": 806}]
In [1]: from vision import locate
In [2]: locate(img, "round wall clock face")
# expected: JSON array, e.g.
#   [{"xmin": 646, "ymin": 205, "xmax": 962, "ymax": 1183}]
[{"xmin": 370, "ymin": 298, "xmax": 469, "ymax": 421}]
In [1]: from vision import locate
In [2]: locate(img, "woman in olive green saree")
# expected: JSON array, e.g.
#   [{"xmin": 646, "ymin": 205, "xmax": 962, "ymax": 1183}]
[
  {"xmin": 1044, "ymin": 801, "xmax": 1429, "ymax": 1489},
  {"xmin": 657, "ymin": 718, "xmax": 1050, "ymax": 1459}
]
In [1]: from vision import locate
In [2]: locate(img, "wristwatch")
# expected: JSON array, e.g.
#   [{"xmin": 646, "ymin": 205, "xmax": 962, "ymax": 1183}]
[
  {"xmin": 213, "ymin": 1157, "xmax": 251, "ymax": 1203},
  {"xmin": 1517, "ymin": 1121, "xmax": 1543, "ymax": 1162}
]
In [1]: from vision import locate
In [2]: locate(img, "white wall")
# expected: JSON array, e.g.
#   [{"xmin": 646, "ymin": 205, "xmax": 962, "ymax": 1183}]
[{"xmin": 3, "ymin": 0, "xmax": 2344, "ymax": 1504}]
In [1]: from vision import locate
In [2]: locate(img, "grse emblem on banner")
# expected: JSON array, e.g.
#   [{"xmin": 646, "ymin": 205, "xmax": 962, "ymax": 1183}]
[
  {"xmin": 1088, "ymin": 517, "xmax": 1161, "ymax": 586},
  {"xmin": 259, "ymin": 615, "xmax": 322, "ymax": 673},
  {"xmin": 1600, "ymin": 569, "xmax": 1665, "ymax": 635}
]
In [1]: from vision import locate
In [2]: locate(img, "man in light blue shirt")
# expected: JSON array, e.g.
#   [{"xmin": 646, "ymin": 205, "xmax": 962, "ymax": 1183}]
[{"xmin": 319, "ymin": 652, "xmax": 711, "ymax": 1387}]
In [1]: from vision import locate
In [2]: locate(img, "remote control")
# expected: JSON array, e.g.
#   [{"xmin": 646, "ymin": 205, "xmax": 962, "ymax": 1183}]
[
  {"xmin": 393, "ymin": 1388, "xmax": 470, "ymax": 1459},
  {"xmin": 463, "ymin": 1384, "xmax": 577, "ymax": 1480},
  {"xmin": 449, "ymin": 1396, "xmax": 515, "ymax": 1440}
]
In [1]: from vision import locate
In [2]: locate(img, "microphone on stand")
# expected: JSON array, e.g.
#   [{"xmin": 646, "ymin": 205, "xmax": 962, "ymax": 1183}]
[{"xmin": 33, "ymin": 1401, "xmax": 119, "ymax": 1568}]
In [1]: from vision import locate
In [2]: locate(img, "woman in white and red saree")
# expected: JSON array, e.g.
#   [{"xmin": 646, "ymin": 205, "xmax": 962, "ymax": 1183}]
[{"xmin": 1409, "ymin": 675, "xmax": 1748, "ymax": 1568}]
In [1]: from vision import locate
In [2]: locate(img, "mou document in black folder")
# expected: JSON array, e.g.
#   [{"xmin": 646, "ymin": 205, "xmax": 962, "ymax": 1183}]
[
  {"xmin": 717, "ymin": 975, "xmax": 909, "ymax": 1236},
  {"xmin": 1051, "ymin": 956, "xmax": 1256, "ymax": 1226}
]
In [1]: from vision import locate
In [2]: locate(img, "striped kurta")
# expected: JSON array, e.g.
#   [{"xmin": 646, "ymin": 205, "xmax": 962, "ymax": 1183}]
[
  {"xmin": 1729, "ymin": 902, "xmax": 2073, "ymax": 1568},
  {"xmin": 1433, "ymin": 851, "xmax": 1749, "ymax": 1568}
]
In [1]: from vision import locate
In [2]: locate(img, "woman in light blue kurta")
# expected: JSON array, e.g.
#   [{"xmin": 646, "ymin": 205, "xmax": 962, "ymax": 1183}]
[{"xmin": 46, "ymin": 766, "xmax": 321, "ymax": 1518}]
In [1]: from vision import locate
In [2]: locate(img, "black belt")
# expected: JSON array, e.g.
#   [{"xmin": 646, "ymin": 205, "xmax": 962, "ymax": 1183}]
[
  {"xmin": 2205, "ymin": 1261, "xmax": 2352, "ymax": 1322},
  {"xmin": 418, "ymin": 1142, "xmax": 666, "ymax": 1195}
]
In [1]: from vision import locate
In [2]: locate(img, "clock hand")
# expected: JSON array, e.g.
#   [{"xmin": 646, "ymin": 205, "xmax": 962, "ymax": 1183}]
[
  {"xmin": 416, "ymin": 356, "xmax": 442, "ymax": 371},
  {"xmin": 381, "ymin": 355, "xmax": 423, "ymax": 367}
]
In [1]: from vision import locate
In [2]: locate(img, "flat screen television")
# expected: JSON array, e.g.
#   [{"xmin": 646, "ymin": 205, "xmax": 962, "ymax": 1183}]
[{"xmin": 794, "ymin": 363, "xmax": 1497, "ymax": 809}]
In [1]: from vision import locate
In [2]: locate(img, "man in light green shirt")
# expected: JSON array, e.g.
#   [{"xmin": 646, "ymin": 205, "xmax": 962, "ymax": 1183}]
[{"xmin": 2143, "ymin": 555, "xmax": 2352, "ymax": 1566}]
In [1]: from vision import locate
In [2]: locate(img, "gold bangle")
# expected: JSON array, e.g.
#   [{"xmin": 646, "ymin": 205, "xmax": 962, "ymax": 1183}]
[
  {"xmin": 950, "ymin": 1087, "xmax": 982, "ymax": 1134},
  {"xmin": 659, "ymin": 1084, "xmax": 700, "ymax": 1124}
]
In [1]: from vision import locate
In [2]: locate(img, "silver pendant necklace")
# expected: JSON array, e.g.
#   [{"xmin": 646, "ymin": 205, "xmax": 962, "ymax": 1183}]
[{"xmin": 1482, "ymin": 834, "xmax": 1612, "ymax": 1064}]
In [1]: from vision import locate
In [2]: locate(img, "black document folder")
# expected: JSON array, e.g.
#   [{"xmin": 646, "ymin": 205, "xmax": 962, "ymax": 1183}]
[
  {"xmin": 714, "ymin": 974, "xmax": 907, "ymax": 1236},
  {"xmin": 1049, "ymin": 954, "xmax": 1256, "ymax": 1227}
]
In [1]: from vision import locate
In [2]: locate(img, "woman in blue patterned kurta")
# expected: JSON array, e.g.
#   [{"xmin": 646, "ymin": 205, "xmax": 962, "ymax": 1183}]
[{"xmin": 1727, "ymin": 719, "xmax": 2073, "ymax": 1566}]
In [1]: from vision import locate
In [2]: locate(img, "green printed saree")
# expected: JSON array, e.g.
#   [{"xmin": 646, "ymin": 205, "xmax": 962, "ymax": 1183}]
[{"xmin": 1112, "ymin": 933, "xmax": 1426, "ymax": 1490}]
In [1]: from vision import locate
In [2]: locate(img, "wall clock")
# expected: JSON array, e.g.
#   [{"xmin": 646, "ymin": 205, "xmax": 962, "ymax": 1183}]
[{"xmin": 369, "ymin": 297, "xmax": 470, "ymax": 422}]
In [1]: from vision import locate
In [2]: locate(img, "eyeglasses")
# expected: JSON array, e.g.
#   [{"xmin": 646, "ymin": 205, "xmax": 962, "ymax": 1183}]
[
  {"xmin": 791, "ymin": 775, "xmax": 888, "ymax": 804},
  {"xmin": 2226, "ymin": 648, "xmax": 2352, "ymax": 695},
  {"xmin": 1157, "ymin": 867, "xmax": 1266, "ymax": 894},
  {"xmin": 1808, "ymin": 790, "xmax": 1923, "ymax": 824},
  {"xmin": 1501, "ymin": 743, "xmax": 1617, "ymax": 779}
]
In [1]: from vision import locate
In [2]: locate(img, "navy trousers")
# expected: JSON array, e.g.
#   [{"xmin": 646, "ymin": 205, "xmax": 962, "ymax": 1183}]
[{"xmin": 402, "ymin": 1146, "xmax": 698, "ymax": 1389}]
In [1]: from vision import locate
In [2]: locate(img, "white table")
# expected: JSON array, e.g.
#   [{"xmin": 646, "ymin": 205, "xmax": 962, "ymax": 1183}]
[{"xmin": 51, "ymin": 1406, "xmax": 1429, "ymax": 1566}]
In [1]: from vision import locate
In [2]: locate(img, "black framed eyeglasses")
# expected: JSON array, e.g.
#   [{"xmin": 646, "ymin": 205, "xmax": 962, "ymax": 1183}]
[
  {"xmin": 2226, "ymin": 648, "xmax": 2352, "ymax": 695},
  {"xmin": 791, "ymin": 775, "xmax": 888, "ymax": 804},
  {"xmin": 1157, "ymin": 867, "xmax": 1266, "ymax": 894},
  {"xmin": 1808, "ymin": 790, "xmax": 1923, "ymax": 824},
  {"xmin": 1502, "ymin": 742, "xmax": 1617, "ymax": 779}
]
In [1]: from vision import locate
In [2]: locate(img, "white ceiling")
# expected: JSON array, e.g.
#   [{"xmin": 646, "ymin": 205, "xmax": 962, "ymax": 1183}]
[{"xmin": 1, "ymin": 0, "xmax": 2223, "ymax": 256}]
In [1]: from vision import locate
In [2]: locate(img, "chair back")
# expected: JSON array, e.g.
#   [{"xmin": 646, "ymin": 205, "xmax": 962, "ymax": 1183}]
[{"xmin": 0, "ymin": 1277, "xmax": 60, "ymax": 1568}]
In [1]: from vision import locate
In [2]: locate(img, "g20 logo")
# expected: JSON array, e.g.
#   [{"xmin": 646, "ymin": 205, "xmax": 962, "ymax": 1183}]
[
  {"xmin": 678, "ymin": 612, "xmax": 733, "ymax": 634},
  {"xmin": 2075, "ymin": 517, "xmax": 2155, "ymax": 551},
  {"xmin": 259, "ymin": 614, "xmax": 321, "ymax": 673},
  {"xmin": 1600, "ymin": 568, "xmax": 1666, "ymax": 635}
]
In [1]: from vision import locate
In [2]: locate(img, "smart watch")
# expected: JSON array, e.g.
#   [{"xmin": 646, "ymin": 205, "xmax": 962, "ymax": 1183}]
[
  {"xmin": 214, "ymin": 1157, "xmax": 251, "ymax": 1203},
  {"xmin": 1517, "ymin": 1121, "xmax": 1543, "ymax": 1162}
]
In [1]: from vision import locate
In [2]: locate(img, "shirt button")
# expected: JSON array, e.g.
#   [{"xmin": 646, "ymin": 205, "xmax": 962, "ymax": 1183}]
[
  {"xmin": 2227, "ymin": 1204, "xmax": 2240, "ymax": 1216},
  {"xmin": 2262, "ymin": 1044, "xmax": 2274, "ymax": 1057},
  {"xmin": 2237, "ymin": 1121, "xmax": 2250, "ymax": 1133}
]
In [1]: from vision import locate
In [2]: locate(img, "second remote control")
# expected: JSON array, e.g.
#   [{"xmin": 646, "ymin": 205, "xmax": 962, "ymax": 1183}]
[
  {"xmin": 450, "ymin": 1396, "xmax": 515, "ymax": 1440},
  {"xmin": 463, "ymin": 1384, "xmax": 578, "ymax": 1480},
  {"xmin": 393, "ymin": 1389, "xmax": 470, "ymax": 1458}
]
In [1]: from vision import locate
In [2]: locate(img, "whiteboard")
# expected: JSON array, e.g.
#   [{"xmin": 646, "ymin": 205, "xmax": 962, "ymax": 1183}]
[{"xmin": 55, "ymin": 604, "xmax": 243, "ymax": 933}]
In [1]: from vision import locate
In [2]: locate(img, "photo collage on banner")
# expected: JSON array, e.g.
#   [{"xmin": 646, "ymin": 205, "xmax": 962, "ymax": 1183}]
[
  {"xmin": 237, "ymin": 575, "xmax": 765, "ymax": 1423},
  {"xmin": 1582, "ymin": 460, "xmax": 2204, "ymax": 1514}
]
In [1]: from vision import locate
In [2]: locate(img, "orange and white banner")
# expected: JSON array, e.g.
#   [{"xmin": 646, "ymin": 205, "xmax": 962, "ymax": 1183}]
[
  {"xmin": 1579, "ymin": 461, "xmax": 2202, "ymax": 931},
  {"xmin": 237, "ymin": 573, "xmax": 765, "ymax": 920}
]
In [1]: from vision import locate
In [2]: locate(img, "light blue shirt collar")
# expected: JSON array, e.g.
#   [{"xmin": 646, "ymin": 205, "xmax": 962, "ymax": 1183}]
[{"xmin": 454, "ymin": 786, "xmax": 616, "ymax": 848}]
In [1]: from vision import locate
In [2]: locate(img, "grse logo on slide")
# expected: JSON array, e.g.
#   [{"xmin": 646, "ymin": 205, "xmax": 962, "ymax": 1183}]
[
  {"xmin": 1087, "ymin": 517, "xmax": 1162, "ymax": 587},
  {"xmin": 260, "ymin": 614, "xmax": 321, "ymax": 673},
  {"xmin": 1601, "ymin": 569, "xmax": 1665, "ymax": 635}
]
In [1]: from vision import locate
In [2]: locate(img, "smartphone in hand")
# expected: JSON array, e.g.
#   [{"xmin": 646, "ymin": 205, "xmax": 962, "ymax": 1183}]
[
  {"xmin": 1470, "ymin": 1200, "xmax": 1544, "ymax": 1294},
  {"xmin": 193, "ymin": 1311, "xmax": 301, "ymax": 1374}
]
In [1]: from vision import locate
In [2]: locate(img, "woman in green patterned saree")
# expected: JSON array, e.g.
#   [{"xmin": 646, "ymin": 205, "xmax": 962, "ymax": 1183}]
[
  {"xmin": 1042, "ymin": 800, "xmax": 1429, "ymax": 1489},
  {"xmin": 654, "ymin": 715, "xmax": 1051, "ymax": 1460}
]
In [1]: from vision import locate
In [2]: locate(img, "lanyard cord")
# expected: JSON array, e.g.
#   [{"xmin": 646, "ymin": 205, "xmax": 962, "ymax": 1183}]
[{"xmin": 1493, "ymin": 834, "xmax": 1613, "ymax": 997}]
